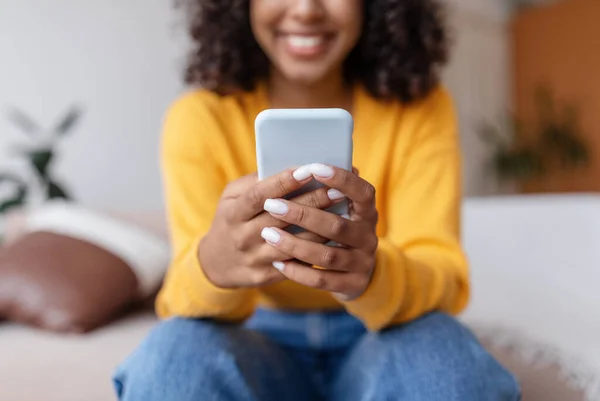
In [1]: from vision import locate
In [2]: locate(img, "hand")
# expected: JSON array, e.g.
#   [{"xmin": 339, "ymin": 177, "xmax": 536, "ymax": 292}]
[
  {"xmin": 260, "ymin": 164, "xmax": 379, "ymax": 301},
  {"xmin": 199, "ymin": 168, "xmax": 342, "ymax": 289}
]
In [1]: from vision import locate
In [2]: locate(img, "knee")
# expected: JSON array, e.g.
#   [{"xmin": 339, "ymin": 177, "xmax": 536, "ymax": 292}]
[
  {"xmin": 372, "ymin": 313, "xmax": 520, "ymax": 400},
  {"xmin": 137, "ymin": 317, "xmax": 230, "ymax": 354},
  {"xmin": 113, "ymin": 318, "xmax": 240, "ymax": 401},
  {"xmin": 380, "ymin": 312, "xmax": 483, "ymax": 358},
  {"xmin": 127, "ymin": 317, "xmax": 232, "ymax": 369}
]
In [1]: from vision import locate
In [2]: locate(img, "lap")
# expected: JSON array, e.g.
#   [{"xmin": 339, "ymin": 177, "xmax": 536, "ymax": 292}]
[
  {"xmin": 330, "ymin": 313, "xmax": 521, "ymax": 401},
  {"xmin": 114, "ymin": 312, "xmax": 520, "ymax": 401},
  {"xmin": 113, "ymin": 317, "xmax": 318, "ymax": 401}
]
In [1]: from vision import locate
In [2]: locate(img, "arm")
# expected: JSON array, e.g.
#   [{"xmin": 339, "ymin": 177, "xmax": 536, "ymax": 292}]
[
  {"xmin": 155, "ymin": 95, "xmax": 257, "ymax": 321},
  {"xmin": 343, "ymin": 88, "xmax": 470, "ymax": 330}
]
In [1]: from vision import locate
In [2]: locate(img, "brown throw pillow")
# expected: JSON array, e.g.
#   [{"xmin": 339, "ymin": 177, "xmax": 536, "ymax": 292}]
[{"xmin": 0, "ymin": 232, "xmax": 139, "ymax": 333}]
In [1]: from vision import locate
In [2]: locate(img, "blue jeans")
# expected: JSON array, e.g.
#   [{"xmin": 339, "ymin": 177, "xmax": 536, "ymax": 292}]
[{"xmin": 113, "ymin": 309, "xmax": 520, "ymax": 401}]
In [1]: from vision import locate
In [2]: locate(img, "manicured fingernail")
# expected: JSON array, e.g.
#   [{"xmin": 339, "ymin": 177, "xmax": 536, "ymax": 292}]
[
  {"xmin": 342, "ymin": 214, "xmax": 351, "ymax": 220},
  {"xmin": 264, "ymin": 199, "xmax": 288, "ymax": 215},
  {"xmin": 327, "ymin": 189, "xmax": 345, "ymax": 201},
  {"xmin": 272, "ymin": 261, "xmax": 285, "ymax": 271},
  {"xmin": 293, "ymin": 165, "xmax": 312, "ymax": 181},
  {"xmin": 261, "ymin": 227, "xmax": 281, "ymax": 244},
  {"xmin": 310, "ymin": 163, "xmax": 334, "ymax": 178}
]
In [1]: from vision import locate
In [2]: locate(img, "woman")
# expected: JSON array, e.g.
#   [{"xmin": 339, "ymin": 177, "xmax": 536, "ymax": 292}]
[{"xmin": 114, "ymin": 1, "xmax": 520, "ymax": 400}]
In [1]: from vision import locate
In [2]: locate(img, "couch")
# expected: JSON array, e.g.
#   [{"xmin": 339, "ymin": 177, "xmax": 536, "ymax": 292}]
[{"xmin": 1, "ymin": 195, "xmax": 598, "ymax": 401}]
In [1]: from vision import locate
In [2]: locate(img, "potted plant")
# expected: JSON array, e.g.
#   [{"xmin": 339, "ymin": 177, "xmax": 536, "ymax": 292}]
[
  {"xmin": 0, "ymin": 106, "xmax": 82, "ymax": 240},
  {"xmin": 479, "ymin": 86, "xmax": 589, "ymax": 190}
]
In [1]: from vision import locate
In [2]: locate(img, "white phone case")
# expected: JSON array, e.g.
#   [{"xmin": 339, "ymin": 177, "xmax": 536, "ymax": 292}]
[{"xmin": 255, "ymin": 108, "xmax": 354, "ymax": 233}]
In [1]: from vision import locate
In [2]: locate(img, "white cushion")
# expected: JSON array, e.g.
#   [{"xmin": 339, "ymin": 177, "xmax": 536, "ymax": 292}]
[
  {"xmin": 23, "ymin": 201, "xmax": 170, "ymax": 298},
  {"xmin": 460, "ymin": 194, "xmax": 600, "ymax": 400}
]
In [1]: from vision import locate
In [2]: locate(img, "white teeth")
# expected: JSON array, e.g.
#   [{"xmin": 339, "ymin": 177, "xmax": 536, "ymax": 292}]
[{"xmin": 287, "ymin": 35, "xmax": 324, "ymax": 49}]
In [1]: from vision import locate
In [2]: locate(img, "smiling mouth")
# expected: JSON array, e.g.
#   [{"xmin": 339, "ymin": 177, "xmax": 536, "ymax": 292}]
[{"xmin": 280, "ymin": 33, "xmax": 333, "ymax": 58}]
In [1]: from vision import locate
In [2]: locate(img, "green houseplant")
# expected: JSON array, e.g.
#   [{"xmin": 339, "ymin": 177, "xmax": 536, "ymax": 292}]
[
  {"xmin": 479, "ymin": 86, "xmax": 589, "ymax": 186},
  {"xmin": 0, "ymin": 105, "xmax": 82, "ymax": 215}
]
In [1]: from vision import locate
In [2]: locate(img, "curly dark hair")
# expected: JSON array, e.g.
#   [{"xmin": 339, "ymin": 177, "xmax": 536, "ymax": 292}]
[{"xmin": 176, "ymin": 0, "xmax": 450, "ymax": 103}]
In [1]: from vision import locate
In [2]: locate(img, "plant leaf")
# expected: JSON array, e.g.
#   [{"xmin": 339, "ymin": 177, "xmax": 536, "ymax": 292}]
[
  {"xmin": 53, "ymin": 105, "xmax": 83, "ymax": 136},
  {"xmin": 47, "ymin": 181, "xmax": 70, "ymax": 200},
  {"xmin": 29, "ymin": 149, "xmax": 53, "ymax": 178},
  {"xmin": 0, "ymin": 186, "xmax": 27, "ymax": 214},
  {"xmin": 0, "ymin": 199, "xmax": 23, "ymax": 214},
  {"xmin": 5, "ymin": 107, "xmax": 40, "ymax": 137}
]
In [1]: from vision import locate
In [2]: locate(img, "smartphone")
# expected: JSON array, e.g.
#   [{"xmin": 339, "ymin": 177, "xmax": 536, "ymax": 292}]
[{"xmin": 255, "ymin": 108, "xmax": 354, "ymax": 234}]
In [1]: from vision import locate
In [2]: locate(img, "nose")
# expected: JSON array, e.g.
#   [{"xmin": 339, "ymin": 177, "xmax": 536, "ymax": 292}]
[{"xmin": 289, "ymin": 0, "xmax": 325, "ymax": 23}]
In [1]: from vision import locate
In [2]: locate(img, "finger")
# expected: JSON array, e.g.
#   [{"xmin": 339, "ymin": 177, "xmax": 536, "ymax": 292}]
[
  {"xmin": 244, "ymin": 265, "xmax": 287, "ymax": 287},
  {"xmin": 296, "ymin": 230, "xmax": 329, "ymax": 244},
  {"xmin": 253, "ymin": 243, "xmax": 296, "ymax": 265},
  {"xmin": 222, "ymin": 173, "xmax": 258, "ymax": 198},
  {"xmin": 261, "ymin": 227, "xmax": 355, "ymax": 271},
  {"xmin": 263, "ymin": 199, "xmax": 363, "ymax": 248},
  {"xmin": 236, "ymin": 168, "xmax": 311, "ymax": 221},
  {"xmin": 251, "ymin": 186, "xmax": 342, "ymax": 233},
  {"xmin": 241, "ymin": 212, "xmax": 331, "ymax": 250},
  {"xmin": 270, "ymin": 260, "xmax": 355, "ymax": 293},
  {"xmin": 253, "ymin": 231, "xmax": 329, "ymax": 264},
  {"xmin": 297, "ymin": 164, "xmax": 376, "ymax": 218}
]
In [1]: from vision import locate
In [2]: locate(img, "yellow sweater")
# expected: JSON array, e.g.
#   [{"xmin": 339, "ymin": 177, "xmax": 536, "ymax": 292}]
[{"xmin": 156, "ymin": 83, "xmax": 470, "ymax": 331}]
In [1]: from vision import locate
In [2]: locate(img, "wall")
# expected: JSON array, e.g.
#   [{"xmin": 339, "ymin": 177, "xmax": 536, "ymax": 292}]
[
  {"xmin": 0, "ymin": 0, "xmax": 186, "ymax": 212},
  {"xmin": 0, "ymin": 0, "xmax": 511, "ymax": 214},
  {"xmin": 512, "ymin": 0, "xmax": 600, "ymax": 192},
  {"xmin": 443, "ymin": 0, "xmax": 513, "ymax": 196}
]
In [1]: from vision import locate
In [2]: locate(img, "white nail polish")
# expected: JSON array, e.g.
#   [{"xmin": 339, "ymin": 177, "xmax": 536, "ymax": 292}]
[
  {"xmin": 264, "ymin": 199, "xmax": 289, "ymax": 215},
  {"xmin": 293, "ymin": 165, "xmax": 313, "ymax": 181},
  {"xmin": 261, "ymin": 227, "xmax": 281, "ymax": 244},
  {"xmin": 327, "ymin": 189, "xmax": 345, "ymax": 201},
  {"xmin": 342, "ymin": 214, "xmax": 351, "ymax": 220},
  {"xmin": 272, "ymin": 261, "xmax": 285, "ymax": 271},
  {"xmin": 310, "ymin": 163, "xmax": 334, "ymax": 178}
]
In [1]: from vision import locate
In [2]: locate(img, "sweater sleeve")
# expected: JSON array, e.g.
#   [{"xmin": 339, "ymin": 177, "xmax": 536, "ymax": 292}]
[
  {"xmin": 155, "ymin": 94, "xmax": 257, "ymax": 321},
  {"xmin": 342, "ymin": 88, "xmax": 470, "ymax": 331}
]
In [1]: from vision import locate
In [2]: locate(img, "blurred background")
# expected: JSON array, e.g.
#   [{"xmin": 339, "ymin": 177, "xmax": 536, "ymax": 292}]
[
  {"xmin": 1, "ymin": 1, "xmax": 599, "ymax": 401},
  {"xmin": 0, "ymin": 1, "xmax": 184, "ymax": 214},
  {"xmin": 1, "ymin": 0, "xmax": 597, "ymax": 210}
]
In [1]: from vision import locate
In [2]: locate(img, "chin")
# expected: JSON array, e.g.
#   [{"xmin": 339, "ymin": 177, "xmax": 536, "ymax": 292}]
[{"xmin": 280, "ymin": 66, "xmax": 332, "ymax": 87}]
